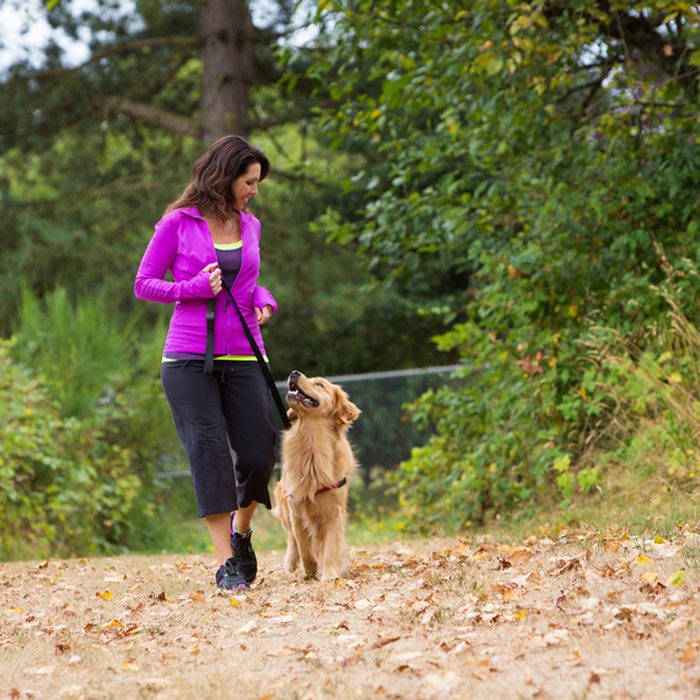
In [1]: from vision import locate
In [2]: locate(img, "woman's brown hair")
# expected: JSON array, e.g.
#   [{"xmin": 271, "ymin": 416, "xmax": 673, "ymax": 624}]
[{"xmin": 165, "ymin": 135, "xmax": 270, "ymax": 219}]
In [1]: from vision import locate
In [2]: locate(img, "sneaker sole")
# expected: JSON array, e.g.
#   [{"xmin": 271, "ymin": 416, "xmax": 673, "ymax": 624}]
[{"xmin": 218, "ymin": 581, "xmax": 250, "ymax": 591}]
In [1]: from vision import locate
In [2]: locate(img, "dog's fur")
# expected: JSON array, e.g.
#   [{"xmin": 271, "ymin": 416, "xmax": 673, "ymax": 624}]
[{"xmin": 273, "ymin": 371, "xmax": 360, "ymax": 581}]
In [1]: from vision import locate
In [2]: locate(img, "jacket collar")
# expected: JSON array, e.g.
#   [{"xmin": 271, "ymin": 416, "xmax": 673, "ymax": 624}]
[{"xmin": 180, "ymin": 206, "xmax": 252, "ymax": 224}]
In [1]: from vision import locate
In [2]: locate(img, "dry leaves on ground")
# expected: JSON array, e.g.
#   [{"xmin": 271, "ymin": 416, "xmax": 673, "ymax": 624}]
[{"xmin": 2, "ymin": 525, "xmax": 700, "ymax": 699}]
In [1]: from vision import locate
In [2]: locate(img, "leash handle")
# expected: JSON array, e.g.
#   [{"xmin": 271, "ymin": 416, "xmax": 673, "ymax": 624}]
[{"xmin": 216, "ymin": 280, "xmax": 291, "ymax": 430}]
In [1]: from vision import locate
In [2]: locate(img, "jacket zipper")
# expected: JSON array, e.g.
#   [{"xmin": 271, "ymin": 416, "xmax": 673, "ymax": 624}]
[{"xmin": 225, "ymin": 297, "xmax": 231, "ymax": 355}]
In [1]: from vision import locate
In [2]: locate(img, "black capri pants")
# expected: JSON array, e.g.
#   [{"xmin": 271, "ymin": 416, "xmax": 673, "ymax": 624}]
[{"xmin": 161, "ymin": 360, "xmax": 276, "ymax": 518}]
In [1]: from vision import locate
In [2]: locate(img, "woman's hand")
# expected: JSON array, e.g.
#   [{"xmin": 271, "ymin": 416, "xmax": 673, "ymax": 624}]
[
  {"xmin": 203, "ymin": 263, "xmax": 222, "ymax": 295},
  {"xmin": 255, "ymin": 304, "xmax": 273, "ymax": 325}
]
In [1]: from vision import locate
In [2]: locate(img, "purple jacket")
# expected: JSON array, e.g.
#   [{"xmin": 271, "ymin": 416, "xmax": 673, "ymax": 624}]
[{"xmin": 134, "ymin": 206, "xmax": 277, "ymax": 357}]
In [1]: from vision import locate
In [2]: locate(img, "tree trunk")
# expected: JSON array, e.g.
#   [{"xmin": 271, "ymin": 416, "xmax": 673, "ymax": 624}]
[{"xmin": 200, "ymin": 0, "xmax": 255, "ymax": 143}]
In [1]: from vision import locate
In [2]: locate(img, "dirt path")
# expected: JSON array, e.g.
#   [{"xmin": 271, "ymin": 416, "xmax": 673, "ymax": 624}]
[{"xmin": 2, "ymin": 528, "xmax": 700, "ymax": 699}]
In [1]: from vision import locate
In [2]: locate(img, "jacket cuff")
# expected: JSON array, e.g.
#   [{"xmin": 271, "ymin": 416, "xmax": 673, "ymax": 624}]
[
  {"xmin": 253, "ymin": 285, "xmax": 278, "ymax": 314},
  {"xmin": 187, "ymin": 270, "xmax": 216, "ymax": 299}
]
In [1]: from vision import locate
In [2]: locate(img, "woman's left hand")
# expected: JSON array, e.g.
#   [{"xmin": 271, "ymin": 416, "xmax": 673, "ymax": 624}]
[{"xmin": 255, "ymin": 304, "xmax": 273, "ymax": 326}]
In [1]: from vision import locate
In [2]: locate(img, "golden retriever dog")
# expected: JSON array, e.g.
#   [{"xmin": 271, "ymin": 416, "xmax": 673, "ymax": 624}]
[{"xmin": 273, "ymin": 370, "xmax": 361, "ymax": 581}]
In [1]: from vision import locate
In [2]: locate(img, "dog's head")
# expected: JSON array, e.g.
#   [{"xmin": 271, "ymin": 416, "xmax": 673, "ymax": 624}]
[{"xmin": 286, "ymin": 370, "xmax": 360, "ymax": 428}]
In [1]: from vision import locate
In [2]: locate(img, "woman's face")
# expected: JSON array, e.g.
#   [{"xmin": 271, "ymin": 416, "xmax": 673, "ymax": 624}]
[{"xmin": 233, "ymin": 162, "xmax": 262, "ymax": 210}]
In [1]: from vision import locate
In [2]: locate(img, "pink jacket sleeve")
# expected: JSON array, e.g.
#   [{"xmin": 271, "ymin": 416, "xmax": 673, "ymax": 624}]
[
  {"xmin": 253, "ymin": 285, "xmax": 278, "ymax": 314},
  {"xmin": 249, "ymin": 215, "xmax": 278, "ymax": 314},
  {"xmin": 134, "ymin": 217, "xmax": 214, "ymax": 303}
]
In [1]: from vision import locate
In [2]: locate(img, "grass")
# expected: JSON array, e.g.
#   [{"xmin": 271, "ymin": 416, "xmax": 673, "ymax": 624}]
[
  {"xmin": 471, "ymin": 460, "xmax": 700, "ymax": 548},
  {"xmin": 142, "ymin": 455, "xmax": 700, "ymax": 564},
  {"xmin": 148, "ymin": 469, "xmax": 410, "ymax": 558},
  {"xmin": 4, "ymin": 455, "xmax": 696, "ymax": 563}
]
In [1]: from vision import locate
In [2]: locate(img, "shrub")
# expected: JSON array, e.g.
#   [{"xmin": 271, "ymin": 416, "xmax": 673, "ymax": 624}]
[
  {"xmin": 0, "ymin": 339, "xmax": 153, "ymax": 557},
  {"xmin": 1, "ymin": 287, "xmax": 182, "ymax": 559}
]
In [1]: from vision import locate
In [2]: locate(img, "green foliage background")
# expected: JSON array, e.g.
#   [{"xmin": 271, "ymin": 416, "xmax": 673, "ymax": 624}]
[
  {"xmin": 2, "ymin": 0, "xmax": 700, "ymax": 557},
  {"xmin": 308, "ymin": 0, "xmax": 700, "ymax": 528}
]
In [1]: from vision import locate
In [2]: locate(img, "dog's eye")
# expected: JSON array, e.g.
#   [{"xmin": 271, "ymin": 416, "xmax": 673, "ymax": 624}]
[{"xmin": 315, "ymin": 381, "xmax": 324, "ymax": 387}]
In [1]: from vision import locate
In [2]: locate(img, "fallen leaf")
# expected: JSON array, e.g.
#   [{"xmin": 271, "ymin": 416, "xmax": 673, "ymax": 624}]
[
  {"xmin": 96, "ymin": 591, "xmax": 113, "ymax": 602},
  {"xmin": 419, "ymin": 609, "xmax": 435, "ymax": 625},
  {"xmin": 33, "ymin": 666, "xmax": 55, "ymax": 675},
  {"xmin": 101, "ymin": 619, "xmax": 125, "ymax": 629},
  {"xmin": 136, "ymin": 679, "xmax": 172, "ymax": 689},
  {"xmin": 681, "ymin": 644, "xmax": 697, "ymax": 664},
  {"xmin": 542, "ymin": 629, "xmax": 569, "ymax": 646},
  {"xmin": 508, "ymin": 548, "xmax": 534, "ymax": 565},
  {"xmin": 235, "ymin": 619, "xmax": 257, "ymax": 634},
  {"xmin": 371, "ymin": 635, "xmax": 401, "ymax": 649},
  {"xmin": 552, "ymin": 558, "xmax": 581, "ymax": 575},
  {"xmin": 667, "ymin": 570, "xmax": 686, "ymax": 587},
  {"xmin": 565, "ymin": 649, "xmax": 582, "ymax": 666},
  {"xmin": 634, "ymin": 555, "xmax": 652, "ymax": 566}
]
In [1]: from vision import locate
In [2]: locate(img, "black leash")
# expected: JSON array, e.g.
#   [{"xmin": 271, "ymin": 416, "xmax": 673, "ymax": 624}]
[{"xmin": 205, "ymin": 282, "xmax": 291, "ymax": 430}]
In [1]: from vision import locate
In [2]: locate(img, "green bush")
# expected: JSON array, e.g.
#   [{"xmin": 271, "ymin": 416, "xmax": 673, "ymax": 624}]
[
  {"xmin": 310, "ymin": 0, "xmax": 700, "ymax": 530},
  {"xmin": 0, "ymin": 339, "xmax": 153, "ymax": 557},
  {"xmin": 1, "ymin": 287, "xmax": 186, "ymax": 559},
  {"xmin": 13, "ymin": 286, "xmax": 135, "ymax": 418}
]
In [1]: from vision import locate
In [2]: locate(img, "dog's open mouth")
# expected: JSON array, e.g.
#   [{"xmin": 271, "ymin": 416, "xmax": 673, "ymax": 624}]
[{"xmin": 287, "ymin": 378, "xmax": 319, "ymax": 408}]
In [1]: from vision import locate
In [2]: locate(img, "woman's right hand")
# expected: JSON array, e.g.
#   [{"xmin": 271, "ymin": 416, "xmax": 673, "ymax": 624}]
[{"xmin": 203, "ymin": 262, "xmax": 222, "ymax": 295}]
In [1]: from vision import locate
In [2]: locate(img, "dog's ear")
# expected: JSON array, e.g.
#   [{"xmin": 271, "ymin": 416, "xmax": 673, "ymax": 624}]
[
  {"xmin": 332, "ymin": 387, "xmax": 361, "ymax": 427},
  {"xmin": 287, "ymin": 407, "xmax": 299, "ymax": 423}
]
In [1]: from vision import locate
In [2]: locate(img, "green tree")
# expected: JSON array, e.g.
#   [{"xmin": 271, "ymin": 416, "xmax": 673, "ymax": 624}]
[
  {"xmin": 307, "ymin": 0, "xmax": 700, "ymax": 526},
  {"xmin": 0, "ymin": 0, "xmax": 442, "ymax": 374}
]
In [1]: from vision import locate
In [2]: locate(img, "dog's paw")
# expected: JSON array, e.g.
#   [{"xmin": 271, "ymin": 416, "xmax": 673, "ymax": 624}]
[{"xmin": 320, "ymin": 568, "xmax": 342, "ymax": 582}]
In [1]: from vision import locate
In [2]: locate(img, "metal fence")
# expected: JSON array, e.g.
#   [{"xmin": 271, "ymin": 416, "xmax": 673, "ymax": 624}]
[
  {"xmin": 272, "ymin": 365, "xmax": 462, "ymax": 483},
  {"xmin": 157, "ymin": 364, "xmax": 463, "ymax": 482}
]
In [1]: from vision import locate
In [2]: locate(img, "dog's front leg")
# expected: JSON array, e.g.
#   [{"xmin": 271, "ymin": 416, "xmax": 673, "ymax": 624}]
[
  {"xmin": 319, "ymin": 512, "xmax": 346, "ymax": 582},
  {"xmin": 283, "ymin": 529, "xmax": 300, "ymax": 573},
  {"xmin": 290, "ymin": 514, "xmax": 318, "ymax": 579}
]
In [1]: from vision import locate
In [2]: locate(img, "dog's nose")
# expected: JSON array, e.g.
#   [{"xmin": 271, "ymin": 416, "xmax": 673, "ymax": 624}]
[{"xmin": 289, "ymin": 370, "xmax": 301, "ymax": 379}]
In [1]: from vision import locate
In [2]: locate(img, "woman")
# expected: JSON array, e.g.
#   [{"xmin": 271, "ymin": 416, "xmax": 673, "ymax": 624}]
[{"xmin": 134, "ymin": 135, "xmax": 277, "ymax": 590}]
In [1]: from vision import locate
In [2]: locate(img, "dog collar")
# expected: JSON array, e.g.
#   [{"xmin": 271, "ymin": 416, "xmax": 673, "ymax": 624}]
[{"xmin": 315, "ymin": 477, "xmax": 348, "ymax": 496}]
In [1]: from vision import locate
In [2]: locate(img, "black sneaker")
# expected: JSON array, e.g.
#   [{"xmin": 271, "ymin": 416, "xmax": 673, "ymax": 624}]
[
  {"xmin": 230, "ymin": 529, "xmax": 257, "ymax": 583},
  {"xmin": 215, "ymin": 557, "xmax": 250, "ymax": 590}
]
